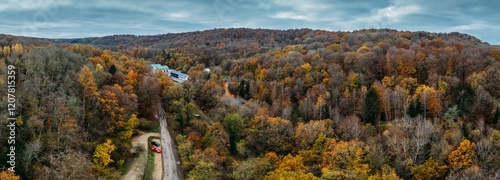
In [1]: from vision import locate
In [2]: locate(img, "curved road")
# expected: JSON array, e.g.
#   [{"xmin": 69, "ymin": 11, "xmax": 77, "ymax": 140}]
[{"xmin": 157, "ymin": 103, "xmax": 183, "ymax": 180}]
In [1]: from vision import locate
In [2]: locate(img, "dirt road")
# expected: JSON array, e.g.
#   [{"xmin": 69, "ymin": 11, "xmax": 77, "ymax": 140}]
[
  {"xmin": 157, "ymin": 103, "xmax": 183, "ymax": 180},
  {"xmin": 122, "ymin": 132, "xmax": 160, "ymax": 180}
]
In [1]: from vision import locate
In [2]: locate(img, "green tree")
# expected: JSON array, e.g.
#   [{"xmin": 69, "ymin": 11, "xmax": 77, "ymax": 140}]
[
  {"xmin": 187, "ymin": 161, "xmax": 222, "ymax": 180},
  {"xmin": 232, "ymin": 158, "xmax": 272, "ymax": 180},
  {"xmin": 493, "ymin": 106, "xmax": 500, "ymax": 124},
  {"xmin": 223, "ymin": 113, "xmax": 245, "ymax": 155}
]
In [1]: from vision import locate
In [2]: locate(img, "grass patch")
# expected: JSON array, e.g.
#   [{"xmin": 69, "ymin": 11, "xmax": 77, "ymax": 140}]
[
  {"xmin": 120, "ymin": 159, "xmax": 133, "ymax": 175},
  {"xmin": 120, "ymin": 142, "xmax": 147, "ymax": 176},
  {"xmin": 143, "ymin": 150, "xmax": 155, "ymax": 180},
  {"xmin": 151, "ymin": 124, "xmax": 160, "ymax": 133},
  {"xmin": 143, "ymin": 136, "xmax": 161, "ymax": 180}
]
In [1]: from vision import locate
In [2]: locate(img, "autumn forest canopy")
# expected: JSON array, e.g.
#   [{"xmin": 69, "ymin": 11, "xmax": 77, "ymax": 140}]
[{"xmin": 1, "ymin": 28, "xmax": 500, "ymax": 179}]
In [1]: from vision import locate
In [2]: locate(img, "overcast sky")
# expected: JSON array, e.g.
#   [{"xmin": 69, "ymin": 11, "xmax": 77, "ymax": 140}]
[{"xmin": 1, "ymin": 0, "xmax": 499, "ymax": 44}]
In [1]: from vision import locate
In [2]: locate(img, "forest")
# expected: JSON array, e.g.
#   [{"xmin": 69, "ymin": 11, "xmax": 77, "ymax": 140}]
[{"xmin": 1, "ymin": 28, "xmax": 500, "ymax": 179}]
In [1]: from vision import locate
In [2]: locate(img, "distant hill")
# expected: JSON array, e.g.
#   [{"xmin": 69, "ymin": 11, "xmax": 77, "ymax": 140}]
[
  {"xmin": 0, "ymin": 34, "xmax": 53, "ymax": 46},
  {"xmin": 2, "ymin": 28, "xmax": 489, "ymax": 50}
]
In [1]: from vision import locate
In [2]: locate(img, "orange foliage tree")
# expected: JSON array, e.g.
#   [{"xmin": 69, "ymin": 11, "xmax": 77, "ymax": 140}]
[
  {"xmin": 448, "ymin": 139, "xmax": 476, "ymax": 170},
  {"xmin": 0, "ymin": 170, "xmax": 20, "ymax": 180}
]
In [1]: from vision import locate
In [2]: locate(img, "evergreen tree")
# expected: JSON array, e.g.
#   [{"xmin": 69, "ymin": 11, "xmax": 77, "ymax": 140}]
[
  {"xmin": 223, "ymin": 113, "xmax": 244, "ymax": 156},
  {"xmin": 493, "ymin": 106, "xmax": 500, "ymax": 124},
  {"xmin": 108, "ymin": 64, "xmax": 117, "ymax": 75},
  {"xmin": 364, "ymin": 87, "xmax": 380, "ymax": 124}
]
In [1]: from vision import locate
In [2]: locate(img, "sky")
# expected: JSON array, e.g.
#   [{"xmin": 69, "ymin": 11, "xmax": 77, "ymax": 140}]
[{"xmin": 1, "ymin": 0, "xmax": 499, "ymax": 44}]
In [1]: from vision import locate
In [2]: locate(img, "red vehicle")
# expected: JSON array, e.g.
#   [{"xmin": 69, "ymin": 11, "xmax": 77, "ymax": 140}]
[{"xmin": 150, "ymin": 146, "xmax": 162, "ymax": 153}]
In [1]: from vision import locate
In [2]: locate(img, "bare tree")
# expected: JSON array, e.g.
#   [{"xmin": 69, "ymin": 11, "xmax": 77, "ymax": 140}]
[{"xmin": 411, "ymin": 120, "xmax": 434, "ymax": 164}]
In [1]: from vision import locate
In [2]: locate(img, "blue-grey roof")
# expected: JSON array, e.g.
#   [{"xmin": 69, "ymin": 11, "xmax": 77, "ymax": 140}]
[
  {"xmin": 150, "ymin": 64, "xmax": 189, "ymax": 83},
  {"xmin": 150, "ymin": 64, "xmax": 169, "ymax": 70}
]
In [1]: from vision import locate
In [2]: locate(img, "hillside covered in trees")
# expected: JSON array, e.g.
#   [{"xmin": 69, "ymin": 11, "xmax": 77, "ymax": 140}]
[{"xmin": 1, "ymin": 28, "xmax": 500, "ymax": 179}]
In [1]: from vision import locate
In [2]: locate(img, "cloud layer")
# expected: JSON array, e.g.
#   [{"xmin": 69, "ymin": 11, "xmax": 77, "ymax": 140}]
[{"xmin": 1, "ymin": 0, "xmax": 499, "ymax": 44}]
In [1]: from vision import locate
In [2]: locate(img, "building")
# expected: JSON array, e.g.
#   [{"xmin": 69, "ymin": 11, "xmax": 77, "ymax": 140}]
[
  {"xmin": 150, "ymin": 64, "xmax": 169, "ymax": 73},
  {"xmin": 150, "ymin": 64, "xmax": 189, "ymax": 83}
]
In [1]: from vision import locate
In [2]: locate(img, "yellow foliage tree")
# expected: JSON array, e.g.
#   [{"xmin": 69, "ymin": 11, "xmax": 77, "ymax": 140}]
[
  {"xmin": 256, "ymin": 68, "xmax": 268, "ymax": 81},
  {"xmin": 78, "ymin": 66, "xmax": 99, "ymax": 98},
  {"xmin": 93, "ymin": 139, "xmax": 116, "ymax": 175},
  {"xmin": 3, "ymin": 45, "xmax": 11, "ymax": 57},
  {"xmin": 119, "ymin": 114, "xmax": 139, "ymax": 140},
  {"xmin": 411, "ymin": 158, "xmax": 448, "ymax": 180},
  {"xmin": 321, "ymin": 140, "xmax": 370, "ymax": 179},
  {"xmin": 348, "ymin": 72, "xmax": 360, "ymax": 89},
  {"xmin": 125, "ymin": 69, "xmax": 139, "ymax": 87},
  {"xmin": 448, "ymin": 139, "xmax": 475, "ymax": 170},
  {"xmin": 98, "ymin": 89, "xmax": 125, "ymax": 132},
  {"xmin": 12, "ymin": 43, "xmax": 23, "ymax": 55},
  {"xmin": 357, "ymin": 45, "xmax": 370, "ymax": 53},
  {"xmin": 264, "ymin": 169, "xmax": 318, "ymax": 180},
  {"xmin": 265, "ymin": 151, "xmax": 280, "ymax": 166},
  {"xmin": 301, "ymin": 63, "xmax": 312, "ymax": 72},
  {"xmin": 266, "ymin": 154, "xmax": 317, "ymax": 180},
  {"xmin": 368, "ymin": 165, "xmax": 401, "ymax": 180},
  {"xmin": 0, "ymin": 170, "xmax": 20, "ymax": 180},
  {"xmin": 278, "ymin": 154, "xmax": 306, "ymax": 172}
]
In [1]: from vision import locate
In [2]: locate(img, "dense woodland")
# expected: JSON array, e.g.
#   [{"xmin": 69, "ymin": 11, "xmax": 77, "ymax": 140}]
[{"xmin": 1, "ymin": 28, "xmax": 500, "ymax": 179}]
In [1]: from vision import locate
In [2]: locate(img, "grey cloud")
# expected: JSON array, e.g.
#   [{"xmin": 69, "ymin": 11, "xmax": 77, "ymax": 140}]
[{"xmin": 0, "ymin": 0, "xmax": 498, "ymax": 44}]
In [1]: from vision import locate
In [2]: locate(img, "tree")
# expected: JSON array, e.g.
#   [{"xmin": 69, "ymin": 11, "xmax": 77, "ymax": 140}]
[
  {"xmin": 337, "ymin": 116, "xmax": 363, "ymax": 140},
  {"xmin": 3, "ymin": 45, "xmax": 11, "ymax": 57},
  {"xmin": 223, "ymin": 113, "xmax": 245, "ymax": 155},
  {"xmin": 198, "ymin": 79, "xmax": 224, "ymax": 109},
  {"xmin": 411, "ymin": 120, "xmax": 435, "ymax": 164},
  {"xmin": 321, "ymin": 139, "xmax": 371, "ymax": 179},
  {"xmin": 239, "ymin": 79, "xmax": 246, "ymax": 98},
  {"xmin": 491, "ymin": 48, "xmax": 500, "ymax": 62},
  {"xmin": 232, "ymin": 158, "xmax": 272, "ymax": 180},
  {"xmin": 294, "ymin": 119, "xmax": 334, "ymax": 150},
  {"xmin": 265, "ymin": 155, "xmax": 318, "ymax": 180},
  {"xmin": 493, "ymin": 106, "xmax": 500, "ymax": 124},
  {"xmin": 411, "ymin": 158, "xmax": 448, "ymax": 180},
  {"xmin": 78, "ymin": 66, "xmax": 98, "ymax": 107},
  {"xmin": 265, "ymin": 169, "xmax": 318, "ymax": 180},
  {"xmin": 448, "ymin": 139, "xmax": 475, "ymax": 170},
  {"xmin": 92, "ymin": 139, "xmax": 116, "ymax": 175},
  {"xmin": 246, "ymin": 115, "xmax": 295, "ymax": 155},
  {"xmin": 187, "ymin": 161, "xmax": 222, "ymax": 180},
  {"xmin": 12, "ymin": 43, "xmax": 23, "ymax": 57},
  {"xmin": 119, "ymin": 114, "xmax": 139, "ymax": 140},
  {"xmin": 264, "ymin": 117, "xmax": 295, "ymax": 154},
  {"xmin": 364, "ymin": 87, "xmax": 380, "ymax": 124},
  {"xmin": 138, "ymin": 76, "xmax": 160, "ymax": 118},
  {"xmin": 368, "ymin": 165, "xmax": 401, "ymax": 180},
  {"xmin": 31, "ymin": 150, "xmax": 96, "ymax": 180},
  {"xmin": 414, "ymin": 85, "xmax": 441, "ymax": 118},
  {"xmin": 108, "ymin": 64, "xmax": 117, "ymax": 75},
  {"xmin": 202, "ymin": 123, "xmax": 230, "ymax": 156},
  {"xmin": 0, "ymin": 170, "xmax": 20, "ymax": 180},
  {"xmin": 474, "ymin": 139, "xmax": 497, "ymax": 170},
  {"xmin": 98, "ymin": 88, "xmax": 126, "ymax": 134}
]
